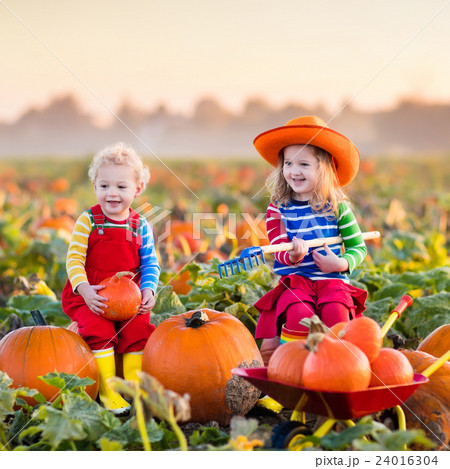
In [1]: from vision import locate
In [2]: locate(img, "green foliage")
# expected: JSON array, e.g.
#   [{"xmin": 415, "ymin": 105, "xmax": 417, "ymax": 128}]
[
  {"xmin": 294, "ymin": 417, "xmax": 434, "ymax": 451},
  {"xmin": 0, "ymin": 295, "xmax": 66, "ymax": 328}
]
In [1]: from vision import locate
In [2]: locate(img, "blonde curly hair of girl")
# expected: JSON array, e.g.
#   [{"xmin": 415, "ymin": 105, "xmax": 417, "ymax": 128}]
[
  {"xmin": 88, "ymin": 142, "xmax": 150, "ymax": 189},
  {"xmin": 265, "ymin": 144, "xmax": 348, "ymax": 216}
]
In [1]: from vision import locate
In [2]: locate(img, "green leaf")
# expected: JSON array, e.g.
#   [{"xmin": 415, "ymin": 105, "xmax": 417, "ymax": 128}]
[
  {"xmin": 405, "ymin": 292, "xmax": 450, "ymax": 338},
  {"xmin": 39, "ymin": 372, "xmax": 95, "ymax": 391},
  {"xmin": 99, "ymin": 417, "xmax": 164, "ymax": 449},
  {"xmin": 0, "ymin": 372, "xmax": 17, "ymax": 421},
  {"xmin": 373, "ymin": 283, "xmax": 409, "ymax": 301},
  {"xmin": 152, "ymin": 284, "xmax": 186, "ymax": 318},
  {"xmin": 62, "ymin": 392, "xmax": 120, "ymax": 440},
  {"xmin": 189, "ymin": 426, "xmax": 229, "ymax": 447},
  {"xmin": 34, "ymin": 405, "xmax": 87, "ymax": 449}
]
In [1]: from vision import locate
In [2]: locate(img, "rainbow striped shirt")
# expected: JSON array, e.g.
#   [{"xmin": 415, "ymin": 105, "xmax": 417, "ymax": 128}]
[
  {"xmin": 66, "ymin": 210, "xmax": 160, "ymax": 293},
  {"xmin": 267, "ymin": 200, "xmax": 366, "ymax": 282}
]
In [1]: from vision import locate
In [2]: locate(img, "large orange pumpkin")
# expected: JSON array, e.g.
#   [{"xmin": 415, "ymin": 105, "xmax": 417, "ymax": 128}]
[
  {"xmin": 400, "ymin": 349, "xmax": 450, "ymax": 450},
  {"xmin": 0, "ymin": 310, "xmax": 99, "ymax": 403},
  {"xmin": 417, "ymin": 324, "xmax": 450, "ymax": 360},
  {"xmin": 142, "ymin": 309, "xmax": 263, "ymax": 425},
  {"xmin": 99, "ymin": 271, "xmax": 141, "ymax": 321},
  {"xmin": 302, "ymin": 321, "xmax": 371, "ymax": 392}
]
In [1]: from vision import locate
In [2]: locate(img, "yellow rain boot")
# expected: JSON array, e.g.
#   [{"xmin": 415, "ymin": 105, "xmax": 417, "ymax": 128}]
[
  {"xmin": 123, "ymin": 350, "xmax": 143, "ymax": 383},
  {"xmin": 93, "ymin": 347, "xmax": 131, "ymax": 415}
]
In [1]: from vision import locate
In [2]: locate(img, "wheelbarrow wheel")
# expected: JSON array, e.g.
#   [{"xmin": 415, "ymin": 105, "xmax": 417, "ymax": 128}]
[{"xmin": 271, "ymin": 421, "xmax": 312, "ymax": 449}]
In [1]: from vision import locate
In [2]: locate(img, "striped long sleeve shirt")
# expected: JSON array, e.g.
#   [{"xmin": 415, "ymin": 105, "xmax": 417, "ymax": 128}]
[
  {"xmin": 66, "ymin": 211, "xmax": 160, "ymax": 293},
  {"xmin": 267, "ymin": 200, "xmax": 367, "ymax": 282}
]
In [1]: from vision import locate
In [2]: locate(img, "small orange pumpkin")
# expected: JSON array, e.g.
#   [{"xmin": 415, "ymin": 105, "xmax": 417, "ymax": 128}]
[
  {"xmin": 99, "ymin": 271, "xmax": 141, "ymax": 321},
  {"xmin": 142, "ymin": 309, "xmax": 263, "ymax": 425},
  {"xmin": 267, "ymin": 340, "xmax": 309, "ymax": 387},
  {"xmin": 0, "ymin": 310, "xmax": 98, "ymax": 403},
  {"xmin": 169, "ymin": 269, "xmax": 191, "ymax": 295},
  {"xmin": 369, "ymin": 348, "xmax": 414, "ymax": 387},
  {"xmin": 417, "ymin": 324, "xmax": 450, "ymax": 360},
  {"xmin": 329, "ymin": 316, "xmax": 383, "ymax": 363}
]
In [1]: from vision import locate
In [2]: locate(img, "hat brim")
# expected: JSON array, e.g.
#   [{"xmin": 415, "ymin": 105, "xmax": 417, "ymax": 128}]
[{"xmin": 253, "ymin": 124, "xmax": 360, "ymax": 186}]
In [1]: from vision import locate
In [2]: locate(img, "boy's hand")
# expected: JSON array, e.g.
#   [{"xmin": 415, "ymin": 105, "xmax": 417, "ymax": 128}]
[
  {"xmin": 288, "ymin": 236, "xmax": 308, "ymax": 264},
  {"xmin": 76, "ymin": 283, "xmax": 107, "ymax": 315},
  {"xmin": 312, "ymin": 243, "xmax": 349, "ymax": 273},
  {"xmin": 139, "ymin": 288, "xmax": 155, "ymax": 313}
]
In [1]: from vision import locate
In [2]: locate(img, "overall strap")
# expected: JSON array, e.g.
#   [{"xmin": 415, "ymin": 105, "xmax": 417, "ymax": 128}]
[
  {"xmin": 90, "ymin": 204, "xmax": 106, "ymax": 235},
  {"xmin": 128, "ymin": 208, "xmax": 141, "ymax": 238}
]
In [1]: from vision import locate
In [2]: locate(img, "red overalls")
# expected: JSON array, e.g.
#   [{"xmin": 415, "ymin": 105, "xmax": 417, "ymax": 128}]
[{"xmin": 62, "ymin": 204, "xmax": 155, "ymax": 353}]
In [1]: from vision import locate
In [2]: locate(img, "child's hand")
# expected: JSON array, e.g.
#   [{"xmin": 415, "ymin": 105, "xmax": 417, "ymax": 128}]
[
  {"xmin": 289, "ymin": 236, "xmax": 308, "ymax": 264},
  {"xmin": 139, "ymin": 288, "xmax": 155, "ymax": 314},
  {"xmin": 76, "ymin": 283, "xmax": 107, "ymax": 315},
  {"xmin": 312, "ymin": 244, "xmax": 349, "ymax": 273}
]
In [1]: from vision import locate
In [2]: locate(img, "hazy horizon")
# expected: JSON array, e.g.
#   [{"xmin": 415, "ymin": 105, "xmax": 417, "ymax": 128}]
[{"xmin": 1, "ymin": 0, "xmax": 449, "ymax": 126}]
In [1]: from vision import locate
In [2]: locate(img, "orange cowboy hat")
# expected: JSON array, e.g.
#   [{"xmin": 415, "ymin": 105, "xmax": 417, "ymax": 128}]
[{"xmin": 253, "ymin": 115, "xmax": 360, "ymax": 186}]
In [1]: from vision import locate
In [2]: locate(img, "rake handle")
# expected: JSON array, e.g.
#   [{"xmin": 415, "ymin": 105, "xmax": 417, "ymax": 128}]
[{"xmin": 260, "ymin": 231, "xmax": 380, "ymax": 254}]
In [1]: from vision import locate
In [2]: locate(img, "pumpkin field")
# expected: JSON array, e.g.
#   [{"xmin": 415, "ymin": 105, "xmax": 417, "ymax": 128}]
[{"xmin": 0, "ymin": 153, "xmax": 449, "ymax": 452}]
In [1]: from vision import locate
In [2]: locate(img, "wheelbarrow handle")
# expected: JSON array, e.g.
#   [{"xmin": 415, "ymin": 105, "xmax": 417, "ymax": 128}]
[{"xmin": 260, "ymin": 231, "xmax": 381, "ymax": 254}]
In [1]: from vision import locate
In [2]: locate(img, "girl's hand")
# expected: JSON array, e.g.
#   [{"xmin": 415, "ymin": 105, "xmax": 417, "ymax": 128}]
[
  {"xmin": 76, "ymin": 283, "xmax": 107, "ymax": 315},
  {"xmin": 139, "ymin": 288, "xmax": 155, "ymax": 314},
  {"xmin": 312, "ymin": 244, "xmax": 349, "ymax": 273},
  {"xmin": 289, "ymin": 236, "xmax": 308, "ymax": 264}
]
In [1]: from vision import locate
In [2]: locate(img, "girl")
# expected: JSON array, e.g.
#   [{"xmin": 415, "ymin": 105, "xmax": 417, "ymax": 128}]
[
  {"xmin": 62, "ymin": 142, "xmax": 160, "ymax": 414},
  {"xmin": 253, "ymin": 116, "xmax": 368, "ymax": 365}
]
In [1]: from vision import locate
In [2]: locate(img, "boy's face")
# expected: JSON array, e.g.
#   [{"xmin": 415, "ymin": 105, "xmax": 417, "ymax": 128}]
[{"xmin": 93, "ymin": 164, "xmax": 143, "ymax": 220}]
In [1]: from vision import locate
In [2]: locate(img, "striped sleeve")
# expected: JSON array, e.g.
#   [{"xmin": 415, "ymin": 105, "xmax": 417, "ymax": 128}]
[
  {"xmin": 138, "ymin": 219, "xmax": 161, "ymax": 292},
  {"xmin": 266, "ymin": 204, "xmax": 295, "ymax": 266},
  {"xmin": 66, "ymin": 211, "xmax": 92, "ymax": 291},
  {"xmin": 337, "ymin": 202, "xmax": 367, "ymax": 274}
]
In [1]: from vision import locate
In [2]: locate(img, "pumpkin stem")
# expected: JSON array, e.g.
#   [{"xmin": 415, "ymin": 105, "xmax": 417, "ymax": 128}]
[
  {"xmin": 308, "ymin": 315, "xmax": 327, "ymax": 334},
  {"xmin": 30, "ymin": 309, "xmax": 47, "ymax": 326},
  {"xmin": 185, "ymin": 310, "xmax": 209, "ymax": 328},
  {"xmin": 305, "ymin": 332, "xmax": 325, "ymax": 353},
  {"xmin": 116, "ymin": 271, "xmax": 136, "ymax": 280}
]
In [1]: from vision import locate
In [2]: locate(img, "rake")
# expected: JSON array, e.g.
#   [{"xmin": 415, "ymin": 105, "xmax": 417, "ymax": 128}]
[{"xmin": 218, "ymin": 231, "xmax": 380, "ymax": 278}]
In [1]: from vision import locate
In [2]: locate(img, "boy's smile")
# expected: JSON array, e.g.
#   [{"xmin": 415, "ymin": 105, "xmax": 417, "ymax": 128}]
[{"xmin": 93, "ymin": 164, "xmax": 143, "ymax": 220}]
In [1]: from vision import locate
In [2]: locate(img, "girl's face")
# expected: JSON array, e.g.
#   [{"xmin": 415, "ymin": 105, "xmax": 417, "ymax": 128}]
[
  {"xmin": 93, "ymin": 164, "xmax": 143, "ymax": 220},
  {"xmin": 282, "ymin": 145, "xmax": 319, "ymax": 201}
]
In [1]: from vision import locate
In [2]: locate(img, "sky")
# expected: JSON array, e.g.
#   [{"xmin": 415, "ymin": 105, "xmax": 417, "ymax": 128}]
[{"xmin": 1, "ymin": 0, "xmax": 449, "ymax": 124}]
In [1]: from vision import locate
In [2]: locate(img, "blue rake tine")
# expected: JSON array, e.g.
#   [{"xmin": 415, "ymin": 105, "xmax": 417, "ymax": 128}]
[{"xmin": 218, "ymin": 246, "xmax": 266, "ymax": 277}]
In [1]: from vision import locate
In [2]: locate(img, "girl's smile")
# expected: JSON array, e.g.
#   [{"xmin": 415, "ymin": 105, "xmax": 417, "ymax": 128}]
[{"xmin": 283, "ymin": 145, "xmax": 319, "ymax": 201}]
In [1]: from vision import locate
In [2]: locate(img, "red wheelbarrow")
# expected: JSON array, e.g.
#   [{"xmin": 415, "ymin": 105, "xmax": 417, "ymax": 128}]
[{"xmin": 232, "ymin": 296, "xmax": 450, "ymax": 449}]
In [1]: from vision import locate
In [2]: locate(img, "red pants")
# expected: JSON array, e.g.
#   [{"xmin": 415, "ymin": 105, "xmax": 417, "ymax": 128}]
[
  {"xmin": 64, "ymin": 297, "xmax": 154, "ymax": 353},
  {"xmin": 254, "ymin": 275, "xmax": 367, "ymax": 339}
]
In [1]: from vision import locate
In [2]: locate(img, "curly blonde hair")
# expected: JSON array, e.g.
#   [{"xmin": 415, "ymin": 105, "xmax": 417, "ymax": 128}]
[
  {"xmin": 88, "ymin": 142, "xmax": 150, "ymax": 189},
  {"xmin": 265, "ymin": 144, "xmax": 348, "ymax": 216}
]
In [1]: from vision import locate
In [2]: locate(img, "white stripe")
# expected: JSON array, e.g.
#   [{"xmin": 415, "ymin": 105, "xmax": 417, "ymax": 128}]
[
  {"xmin": 67, "ymin": 249, "xmax": 86, "ymax": 258},
  {"xmin": 342, "ymin": 231, "xmax": 362, "ymax": 240},
  {"xmin": 71, "ymin": 230, "xmax": 89, "ymax": 238},
  {"xmin": 68, "ymin": 242, "xmax": 88, "ymax": 250},
  {"xmin": 66, "ymin": 264, "xmax": 84, "ymax": 273},
  {"xmin": 339, "ymin": 219, "xmax": 357, "ymax": 230},
  {"xmin": 271, "ymin": 235, "xmax": 287, "ymax": 244},
  {"xmin": 337, "ymin": 206, "xmax": 351, "ymax": 222},
  {"xmin": 70, "ymin": 273, "xmax": 87, "ymax": 282}
]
